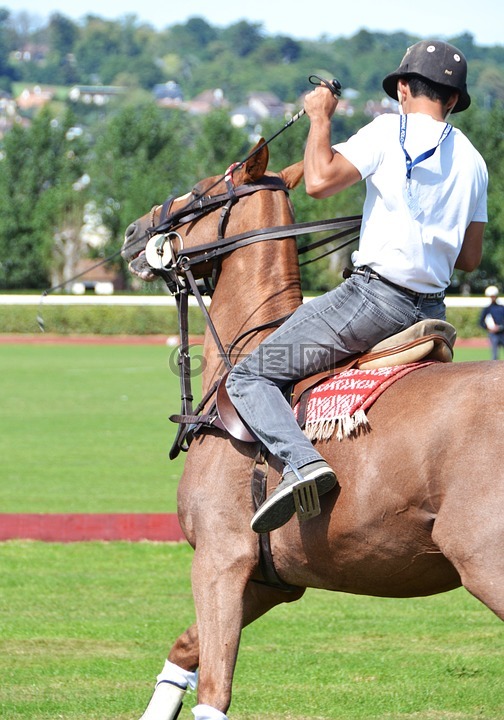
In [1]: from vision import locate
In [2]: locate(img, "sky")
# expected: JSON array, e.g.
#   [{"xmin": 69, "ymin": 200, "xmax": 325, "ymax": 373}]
[{"xmin": 5, "ymin": 0, "xmax": 504, "ymax": 47}]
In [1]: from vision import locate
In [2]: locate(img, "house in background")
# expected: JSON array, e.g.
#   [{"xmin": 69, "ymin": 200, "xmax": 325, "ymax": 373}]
[
  {"xmin": 16, "ymin": 85, "xmax": 54, "ymax": 111},
  {"xmin": 153, "ymin": 80, "xmax": 184, "ymax": 107}
]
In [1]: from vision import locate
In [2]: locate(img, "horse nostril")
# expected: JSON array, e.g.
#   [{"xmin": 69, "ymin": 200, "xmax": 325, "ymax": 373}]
[{"xmin": 125, "ymin": 222, "xmax": 137, "ymax": 240}]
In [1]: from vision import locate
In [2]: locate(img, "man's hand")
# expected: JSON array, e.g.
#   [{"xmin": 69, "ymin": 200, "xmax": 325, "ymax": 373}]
[{"xmin": 304, "ymin": 85, "xmax": 339, "ymax": 121}]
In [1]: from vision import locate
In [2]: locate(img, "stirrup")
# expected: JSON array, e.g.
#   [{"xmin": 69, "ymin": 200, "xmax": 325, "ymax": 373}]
[{"xmin": 292, "ymin": 479, "xmax": 321, "ymax": 522}]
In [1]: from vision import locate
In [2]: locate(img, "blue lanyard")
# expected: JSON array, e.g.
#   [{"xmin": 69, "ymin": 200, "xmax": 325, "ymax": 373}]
[{"xmin": 399, "ymin": 114, "xmax": 452, "ymax": 180}]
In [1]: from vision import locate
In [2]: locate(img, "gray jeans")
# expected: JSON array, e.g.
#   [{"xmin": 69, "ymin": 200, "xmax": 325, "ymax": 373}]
[{"xmin": 225, "ymin": 273, "xmax": 446, "ymax": 469}]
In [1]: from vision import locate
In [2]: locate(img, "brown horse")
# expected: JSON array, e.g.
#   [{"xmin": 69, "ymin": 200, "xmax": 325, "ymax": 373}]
[{"xmin": 122, "ymin": 140, "xmax": 503, "ymax": 720}]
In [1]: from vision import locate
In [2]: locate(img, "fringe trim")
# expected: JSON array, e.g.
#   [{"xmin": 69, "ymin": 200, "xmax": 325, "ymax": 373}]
[{"xmin": 304, "ymin": 408, "xmax": 370, "ymax": 441}]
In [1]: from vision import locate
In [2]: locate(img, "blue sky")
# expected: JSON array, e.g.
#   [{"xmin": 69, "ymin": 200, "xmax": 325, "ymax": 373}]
[{"xmin": 6, "ymin": 0, "xmax": 503, "ymax": 46}]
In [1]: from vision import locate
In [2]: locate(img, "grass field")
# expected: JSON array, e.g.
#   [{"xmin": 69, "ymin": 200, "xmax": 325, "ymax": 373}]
[
  {"xmin": 0, "ymin": 339, "xmax": 502, "ymax": 719},
  {"xmin": 0, "ymin": 342, "xmax": 194, "ymax": 512},
  {"xmin": 1, "ymin": 541, "xmax": 502, "ymax": 720}
]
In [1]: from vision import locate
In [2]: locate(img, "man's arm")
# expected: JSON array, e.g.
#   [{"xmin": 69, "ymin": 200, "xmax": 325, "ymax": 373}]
[
  {"xmin": 303, "ymin": 87, "xmax": 361, "ymax": 198},
  {"xmin": 454, "ymin": 221, "xmax": 485, "ymax": 271}
]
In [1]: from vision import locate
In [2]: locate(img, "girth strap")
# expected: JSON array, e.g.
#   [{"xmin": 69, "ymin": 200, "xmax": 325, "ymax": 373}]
[{"xmin": 251, "ymin": 448, "xmax": 300, "ymax": 593}]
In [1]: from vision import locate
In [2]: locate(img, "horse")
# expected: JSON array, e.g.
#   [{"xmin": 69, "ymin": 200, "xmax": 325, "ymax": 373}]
[{"xmin": 122, "ymin": 139, "xmax": 504, "ymax": 720}]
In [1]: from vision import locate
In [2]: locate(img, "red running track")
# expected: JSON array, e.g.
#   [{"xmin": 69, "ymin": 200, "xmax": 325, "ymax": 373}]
[{"xmin": 0, "ymin": 513, "xmax": 185, "ymax": 542}]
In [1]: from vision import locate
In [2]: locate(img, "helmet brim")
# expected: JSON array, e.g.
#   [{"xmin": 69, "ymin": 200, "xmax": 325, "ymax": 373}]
[{"xmin": 382, "ymin": 71, "xmax": 471, "ymax": 113}]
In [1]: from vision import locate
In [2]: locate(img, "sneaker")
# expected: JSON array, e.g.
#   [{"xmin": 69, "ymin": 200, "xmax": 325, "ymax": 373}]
[{"xmin": 251, "ymin": 460, "xmax": 337, "ymax": 533}]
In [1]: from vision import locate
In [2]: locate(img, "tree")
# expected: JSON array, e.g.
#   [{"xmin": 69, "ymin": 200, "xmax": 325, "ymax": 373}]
[
  {"xmin": 222, "ymin": 20, "xmax": 264, "ymax": 58},
  {"xmin": 451, "ymin": 103, "xmax": 504, "ymax": 291},
  {"xmin": 89, "ymin": 102, "xmax": 197, "ymax": 286},
  {"xmin": 192, "ymin": 109, "xmax": 248, "ymax": 178},
  {"xmin": 0, "ymin": 7, "xmax": 18, "ymax": 91},
  {"xmin": 0, "ymin": 107, "xmax": 90, "ymax": 289},
  {"xmin": 44, "ymin": 12, "xmax": 79, "ymax": 85}
]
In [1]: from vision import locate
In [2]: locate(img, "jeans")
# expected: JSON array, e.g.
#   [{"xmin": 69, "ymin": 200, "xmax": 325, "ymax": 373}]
[
  {"xmin": 489, "ymin": 331, "xmax": 504, "ymax": 360},
  {"xmin": 225, "ymin": 272, "xmax": 446, "ymax": 469}
]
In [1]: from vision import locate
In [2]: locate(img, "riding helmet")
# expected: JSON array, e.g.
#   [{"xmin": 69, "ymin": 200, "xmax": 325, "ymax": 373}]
[{"xmin": 382, "ymin": 40, "xmax": 471, "ymax": 113}]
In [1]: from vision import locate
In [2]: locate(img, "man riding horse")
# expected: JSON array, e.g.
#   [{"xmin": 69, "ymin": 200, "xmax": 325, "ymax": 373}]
[{"xmin": 226, "ymin": 39, "xmax": 488, "ymax": 535}]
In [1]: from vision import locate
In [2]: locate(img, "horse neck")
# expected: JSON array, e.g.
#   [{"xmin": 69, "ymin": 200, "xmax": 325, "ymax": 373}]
[{"xmin": 202, "ymin": 221, "xmax": 302, "ymax": 391}]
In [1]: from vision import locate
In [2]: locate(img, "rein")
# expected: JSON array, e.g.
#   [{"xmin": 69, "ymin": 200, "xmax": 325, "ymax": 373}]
[{"xmin": 172, "ymin": 214, "xmax": 362, "ymax": 270}]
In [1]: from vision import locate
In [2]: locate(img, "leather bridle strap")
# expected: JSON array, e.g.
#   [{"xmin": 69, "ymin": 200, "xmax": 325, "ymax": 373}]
[
  {"xmin": 169, "ymin": 287, "xmax": 194, "ymax": 456},
  {"xmin": 175, "ymin": 215, "xmax": 362, "ymax": 269},
  {"xmin": 152, "ymin": 177, "xmax": 290, "ymax": 236},
  {"xmin": 183, "ymin": 265, "xmax": 232, "ymax": 371}
]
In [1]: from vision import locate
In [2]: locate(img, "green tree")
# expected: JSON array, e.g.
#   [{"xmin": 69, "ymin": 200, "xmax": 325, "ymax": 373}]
[
  {"xmin": 449, "ymin": 103, "xmax": 504, "ymax": 291},
  {"xmin": 163, "ymin": 17, "xmax": 217, "ymax": 58},
  {"xmin": 89, "ymin": 102, "xmax": 196, "ymax": 285},
  {"xmin": 0, "ymin": 7, "xmax": 18, "ymax": 91},
  {"xmin": 0, "ymin": 107, "xmax": 89, "ymax": 289},
  {"xmin": 44, "ymin": 12, "xmax": 79, "ymax": 85},
  {"xmin": 72, "ymin": 15, "xmax": 160, "ymax": 87},
  {"xmin": 222, "ymin": 20, "xmax": 264, "ymax": 58},
  {"xmin": 192, "ymin": 108, "xmax": 248, "ymax": 178}
]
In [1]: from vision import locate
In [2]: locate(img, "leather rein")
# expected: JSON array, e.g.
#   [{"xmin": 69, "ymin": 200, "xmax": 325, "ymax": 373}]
[{"xmin": 143, "ymin": 176, "xmax": 361, "ymax": 458}]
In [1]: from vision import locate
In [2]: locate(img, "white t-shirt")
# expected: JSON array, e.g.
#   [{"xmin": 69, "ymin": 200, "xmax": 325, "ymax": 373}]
[{"xmin": 333, "ymin": 112, "xmax": 488, "ymax": 293}]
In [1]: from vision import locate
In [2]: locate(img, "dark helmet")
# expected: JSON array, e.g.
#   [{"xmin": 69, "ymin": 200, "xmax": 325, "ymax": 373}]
[{"xmin": 382, "ymin": 40, "xmax": 471, "ymax": 113}]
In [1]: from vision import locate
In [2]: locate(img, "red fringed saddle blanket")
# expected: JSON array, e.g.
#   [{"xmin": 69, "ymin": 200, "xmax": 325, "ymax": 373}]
[{"xmin": 294, "ymin": 363, "xmax": 431, "ymax": 441}]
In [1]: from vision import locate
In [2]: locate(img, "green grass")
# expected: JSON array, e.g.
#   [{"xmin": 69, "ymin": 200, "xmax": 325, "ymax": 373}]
[
  {"xmin": 0, "ymin": 343, "xmax": 198, "ymax": 512},
  {"xmin": 0, "ymin": 541, "xmax": 502, "ymax": 720},
  {"xmin": 452, "ymin": 345, "xmax": 492, "ymax": 362}
]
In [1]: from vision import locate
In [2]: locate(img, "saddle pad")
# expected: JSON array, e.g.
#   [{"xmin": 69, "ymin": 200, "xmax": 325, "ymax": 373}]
[{"xmin": 294, "ymin": 363, "xmax": 431, "ymax": 441}]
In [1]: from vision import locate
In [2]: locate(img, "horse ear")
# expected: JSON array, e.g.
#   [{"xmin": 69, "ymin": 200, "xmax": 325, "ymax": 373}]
[
  {"xmin": 279, "ymin": 160, "xmax": 304, "ymax": 190},
  {"xmin": 236, "ymin": 138, "xmax": 269, "ymax": 184}
]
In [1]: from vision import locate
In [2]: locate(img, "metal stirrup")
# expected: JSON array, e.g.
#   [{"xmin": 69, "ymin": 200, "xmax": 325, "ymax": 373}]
[
  {"xmin": 292, "ymin": 480, "xmax": 321, "ymax": 522},
  {"xmin": 286, "ymin": 464, "xmax": 321, "ymax": 523}
]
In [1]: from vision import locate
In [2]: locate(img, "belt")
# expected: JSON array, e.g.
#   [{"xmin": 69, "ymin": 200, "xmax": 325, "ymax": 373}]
[{"xmin": 347, "ymin": 266, "xmax": 445, "ymax": 300}]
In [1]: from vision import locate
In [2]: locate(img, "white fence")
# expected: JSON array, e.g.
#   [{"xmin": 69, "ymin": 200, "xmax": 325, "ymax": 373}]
[{"xmin": 0, "ymin": 294, "xmax": 490, "ymax": 308}]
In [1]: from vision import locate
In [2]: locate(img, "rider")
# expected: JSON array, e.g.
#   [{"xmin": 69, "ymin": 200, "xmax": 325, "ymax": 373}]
[{"xmin": 226, "ymin": 40, "xmax": 488, "ymax": 534}]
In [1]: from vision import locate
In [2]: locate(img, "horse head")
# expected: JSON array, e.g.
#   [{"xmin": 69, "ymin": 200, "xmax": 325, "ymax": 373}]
[{"xmin": 121, "ymin": 139, "xmax": 304, "ymax": 285}]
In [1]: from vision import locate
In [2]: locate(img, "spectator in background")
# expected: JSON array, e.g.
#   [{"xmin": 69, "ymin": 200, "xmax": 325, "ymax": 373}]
[{"xmin": 480, "ymin": 286, "xmax": 504, "ymax": 360}]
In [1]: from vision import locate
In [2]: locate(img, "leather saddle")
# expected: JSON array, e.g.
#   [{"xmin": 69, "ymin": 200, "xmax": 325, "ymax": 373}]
[{"xmin": 216, "ymin": 318, "xmax": 457, "ymax": 442}]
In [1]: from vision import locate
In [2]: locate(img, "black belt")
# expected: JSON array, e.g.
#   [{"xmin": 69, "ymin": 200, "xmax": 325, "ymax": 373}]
[{"xmin": 346, "ymin": 266, "xmax": 445, "ymax": 300}]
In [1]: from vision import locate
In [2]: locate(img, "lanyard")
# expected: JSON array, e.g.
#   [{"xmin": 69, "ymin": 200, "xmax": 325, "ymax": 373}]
[{"xmin": 399, "ymin": 114, "xmax": 452, "ymax": 180}]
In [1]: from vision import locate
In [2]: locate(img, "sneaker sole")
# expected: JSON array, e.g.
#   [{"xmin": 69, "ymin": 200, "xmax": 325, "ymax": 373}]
[{"xmin": 251, "ymin": 468, "xmax": 336, "ymax": 533}]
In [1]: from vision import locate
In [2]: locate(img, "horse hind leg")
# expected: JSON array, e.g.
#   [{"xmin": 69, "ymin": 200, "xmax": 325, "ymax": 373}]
[
  {"xmin": 456, "ymin": 555, "xmax": 504, "ymax": 621},
  {"xmin": 433, "ymin": 499, "xmax": 504, "ymax": 621}
]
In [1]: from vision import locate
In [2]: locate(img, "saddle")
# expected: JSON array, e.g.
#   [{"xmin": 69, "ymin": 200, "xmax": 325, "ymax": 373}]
[{"xmin": 216, "ymin": 318, "xmax": 456, "ymax": 442}]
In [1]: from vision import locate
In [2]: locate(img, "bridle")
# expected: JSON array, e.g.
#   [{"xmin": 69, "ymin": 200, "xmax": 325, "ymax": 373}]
[{"xmin": 140, "ymin": 173, "xmax": 361, "ymax": 459}]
